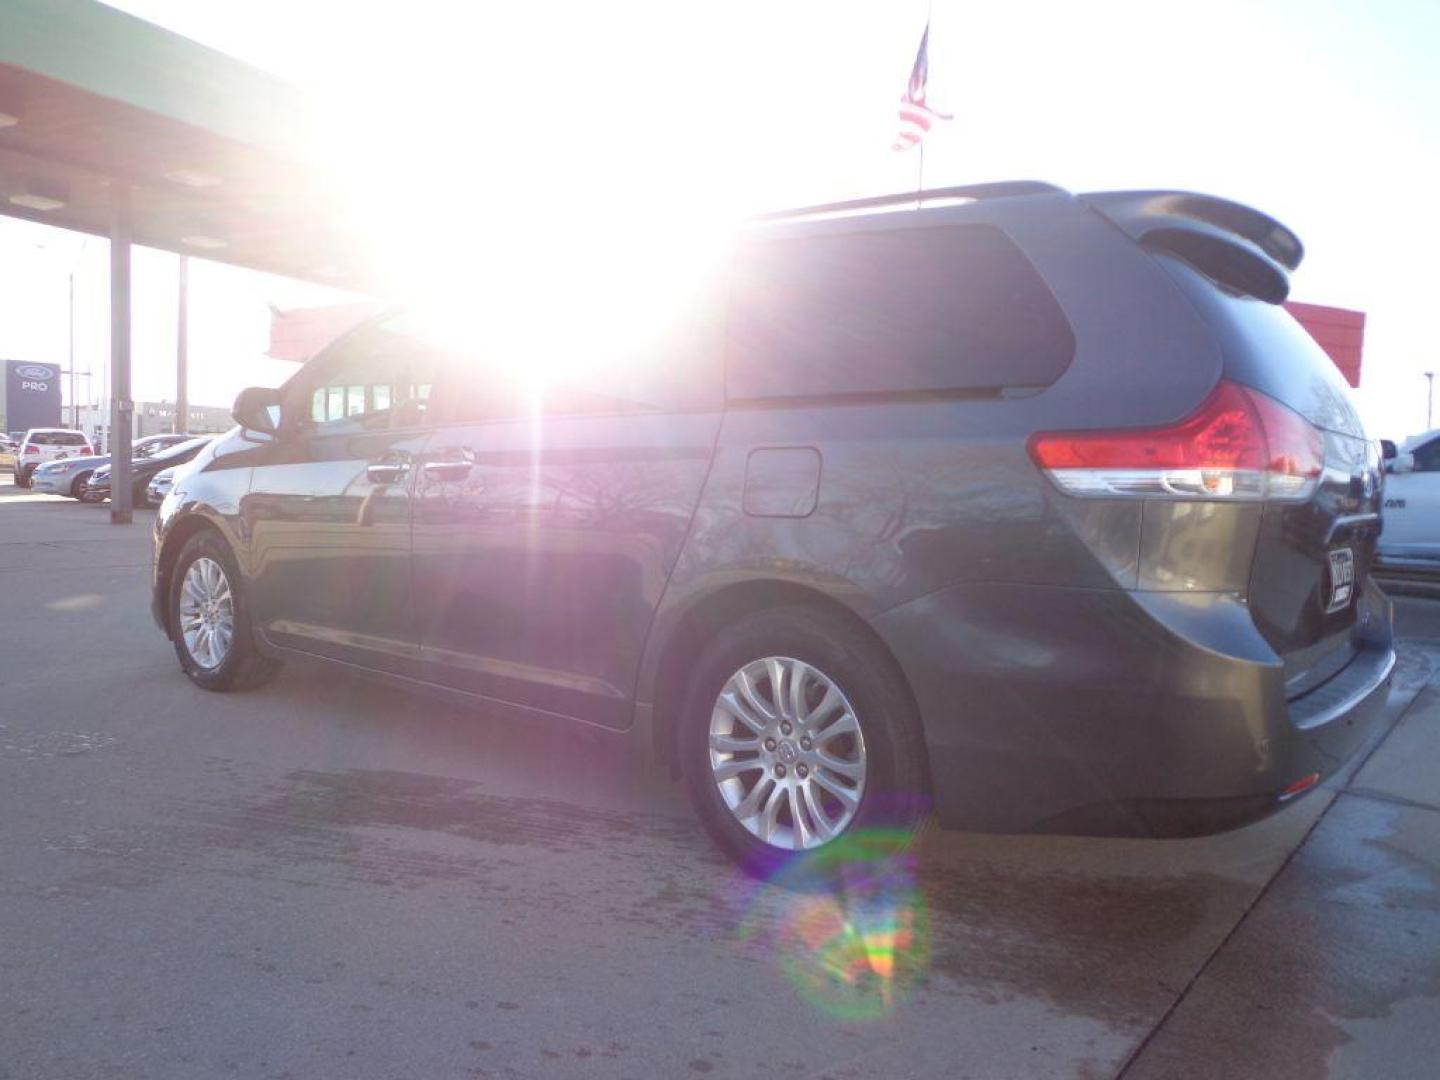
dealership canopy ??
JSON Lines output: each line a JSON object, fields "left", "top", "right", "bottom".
{"left": 0, "top": 0, "right": 373, "bottom": 289}
{"left": 0, "top": 0, "right": 377, "bottom": 520}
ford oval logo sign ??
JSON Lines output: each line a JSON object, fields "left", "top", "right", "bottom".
{"left": 14, "top": 364, "right": 55, "bottom": 379}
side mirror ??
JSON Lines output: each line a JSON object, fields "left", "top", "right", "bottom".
{"left": 1387, "top": 452, "right": 1415, "bottom": 475}
{"left": 1380, "top": 439, "right": 1397, "bottom": 461}
{"left": 232, "top": 386, "right": 282, "bottom": 435}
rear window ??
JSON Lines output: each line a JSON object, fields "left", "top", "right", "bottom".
{"left": 152, "top": 438, "right": 209, "bottom": 462}
{"left": 727, "top": 223, "right": 1074, "bottom": 401}
{"left": 28, "top": 432, "right": 86, "bottom": 446}
{"left": 1159, "top": 256, "right": 1365, "bottom": 438}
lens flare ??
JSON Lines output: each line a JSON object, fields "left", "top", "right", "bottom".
{"left": 736, "top": 829, "right": 929, "bottom": 1021}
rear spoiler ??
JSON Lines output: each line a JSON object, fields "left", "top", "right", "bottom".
{"left": 1081, "top": 191, "right": 1303, "bottom": 304}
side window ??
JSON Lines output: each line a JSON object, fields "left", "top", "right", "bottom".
{"left": 727, "top": 223, "right": 1075, "bottom": 401}
{"left": 1412, "top": 440, "right": 1440, "bottom": 473}
{"left": 421, "top": 279, "right": 725, "bottom": 425}
{"left": 302, "top": 321, "right": 441, "bottom": 433}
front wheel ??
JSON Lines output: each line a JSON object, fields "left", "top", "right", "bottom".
{"left": 169, "top": 531, "right": 280, "bottom": 691}
{"left": 680, "top": 606, "right": 929, "bottom": 875}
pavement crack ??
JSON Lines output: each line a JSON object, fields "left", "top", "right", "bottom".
{"left": 1344, "top": 787, "right": 1440, "bottom": 816}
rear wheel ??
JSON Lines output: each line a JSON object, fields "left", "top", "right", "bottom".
{"left": 169, "top": 531, "right": 280, "bottom": 691}
{"left": 68, "top": 471, "right": 92, "bottom": 499}
{"left": 15, "top": 466, "right": 31, "bottom": 488}
{"left": 680, "top": 606, "right": 928, "bottom": 875}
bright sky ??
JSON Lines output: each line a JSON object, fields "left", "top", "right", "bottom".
{"left": 1, "top": 0, "right": 1436, "bottom": 436}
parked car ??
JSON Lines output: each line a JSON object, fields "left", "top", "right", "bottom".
{"left": 29, "top": 432, "right": 196, "bottom": 500}
{"left": 150, "top": 183, "right": 1393, "bottom": 872}
{"left": 147, "top": 465, "right": 180, "bottom": 506}
{"left": 86, "top": 436, "right": 212, "bottom": 506}
{"left": 0, "top": 433, "right": 16, "bottom": 471}
{"left": 12, "top": 428, "right": 92, "bottom": 486}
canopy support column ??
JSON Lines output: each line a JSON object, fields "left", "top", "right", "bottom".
{"left": 109, "top": 181, "right": 133, "bottom": 525}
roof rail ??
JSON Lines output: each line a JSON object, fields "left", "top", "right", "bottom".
{"left": 751, "top": 181, "right": 1066, "bottom": 223}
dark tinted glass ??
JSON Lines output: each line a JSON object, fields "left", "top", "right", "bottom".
{"left": 301, "top": 318, "right": 441, "bottom": 431}
{"left": 1413, "top": 440, "right": 1440, "bottom": 473}
{"left": 1159, "top": 256, "right": 1366, "bottom": 439}
{"left": 431, "top": 289, "right": 725, "bottom": 425}
{"left": 727, "top": 223, "right": 1074, "bottom": 401}
{"left": 151, "top": 437, "right": 209, "bottom": 462}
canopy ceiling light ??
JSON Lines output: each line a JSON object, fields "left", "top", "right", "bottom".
{"left": 163, "top": 168, "right": 222, "bottom": 188}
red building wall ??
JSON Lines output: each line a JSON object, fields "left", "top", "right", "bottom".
{"left": 267, "top": 302, "right": 382, "bottom": 363}
{"left": 1285, "top": 301, "right": 1365, "bottom": 388}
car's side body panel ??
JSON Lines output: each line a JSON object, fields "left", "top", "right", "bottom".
{"left": 239, "top": 424, "right": 431, "bottom": 677}
{"left": 412, "top": 410, "right": 722, "bottom": 730}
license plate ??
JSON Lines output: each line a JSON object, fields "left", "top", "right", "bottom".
{"left": 1326, "top": 548, "right": 1355, "bottom": 614}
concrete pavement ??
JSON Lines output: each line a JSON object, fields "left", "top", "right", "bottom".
{"left": 1, "top": 479, "right": 1438, "bottom": 1079}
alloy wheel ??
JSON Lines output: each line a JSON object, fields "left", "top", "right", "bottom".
{"left": 708, "top": 656, "right": 867, "bottom": 850}
{"left": 178, "top": 556, "right": 234, "bottom": 670}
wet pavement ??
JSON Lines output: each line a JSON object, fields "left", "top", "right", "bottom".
{"left": 2, "top": 481, "right": 1438, "bottom": 1079}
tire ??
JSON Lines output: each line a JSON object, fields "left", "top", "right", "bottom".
{"left": 679, "top": 605, "right": 929, "bottom": 876}
{"left": 168, "top": 530, "right": 281, "bottom": 692}
{"left": 15, "top": 467, "right": 31, "bottom": 488}
{"left": 68, "top": 472, "right": 92, "bottom": 499}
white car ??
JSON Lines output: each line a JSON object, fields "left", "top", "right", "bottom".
{"left": 12, "top": 428, "right": 92, "bottom": 487}
{"left": 1377, "top": 432, "right": 1440, "bottom": 569}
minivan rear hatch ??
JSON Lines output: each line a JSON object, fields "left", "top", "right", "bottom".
{"left": 1085, "top": 191, "right": 1379, "bottom": 696}
{"left": 1176, "top": 273, "right": 1378, "bottom": 694}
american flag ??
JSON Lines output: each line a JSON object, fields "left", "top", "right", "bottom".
{"left": 893, "top": 23, "right": 950, "bottom": 152}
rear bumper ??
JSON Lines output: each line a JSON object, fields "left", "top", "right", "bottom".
{"left": 872, "top": 577, "right": 1394, "bottom": 837}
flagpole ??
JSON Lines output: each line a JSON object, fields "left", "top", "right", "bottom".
{"left": 921, "top": 0, "right": 931, "bottom": 196}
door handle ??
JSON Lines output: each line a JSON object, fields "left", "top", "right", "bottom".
{"left": 422, "top": 460, "right": 473, "bottom": 482}
{"left": 366, "top": 462, "right": 409, "bottom": 485}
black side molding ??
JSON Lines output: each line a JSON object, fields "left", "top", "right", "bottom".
{"left": 1082, "top": 190, "right": 1303, "bottom": 304}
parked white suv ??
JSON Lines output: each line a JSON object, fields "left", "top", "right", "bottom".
{"left": 13, "top": 428, "right": 92, "bottom": 487}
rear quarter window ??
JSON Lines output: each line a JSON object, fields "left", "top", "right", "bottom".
{"left": 1159, "top": 256, "right": 1365, "bottom": 438}
{"left": 727, "top": 223, "right": 1074, "bottom": 401}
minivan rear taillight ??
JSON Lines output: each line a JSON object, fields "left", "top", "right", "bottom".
{"left": 1028, "top": 379, "right": 1323, "bottom": 502}
{"left": 23, "top": 444, "right": 38, "bottom": 454}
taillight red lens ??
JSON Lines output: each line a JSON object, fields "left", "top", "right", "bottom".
{"left": 1028, "top": 379, "right": 1323, "bottom": 501}
{"left": 23, "top": 445, "right": 38, "bottom": 454}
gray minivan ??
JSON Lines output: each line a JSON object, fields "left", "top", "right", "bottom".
{"left": 150, "top": 182, "right": 1393, "bottom": 872}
